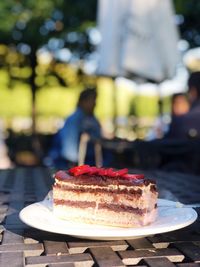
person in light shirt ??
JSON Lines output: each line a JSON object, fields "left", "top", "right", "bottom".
{"left": 0, "top": 120, "right": 12, "bottom": 169}
{"left": 48, "top": 88, "right": 101, "bottom": 167}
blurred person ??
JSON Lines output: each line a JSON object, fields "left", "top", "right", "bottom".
{"left": 47, "top": 88, "right": 102, "bottom": 167}
{"left": 171, "top": 93, "right": 190, "bottom": 117}
{"left": 147, "top": 93, "right": 189, "bottom": 140}
{"left": 165, "top": 71, "right": 200, "bottom": 139}
{"left": 0, "top": 121, "right": 12, "bottom": 169}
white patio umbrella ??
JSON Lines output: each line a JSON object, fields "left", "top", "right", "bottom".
{"left": 96, "top": 0, "right": 180, "bottom": 125}
{"left": 97, "top": 0, "right": 180, "bottom": 82}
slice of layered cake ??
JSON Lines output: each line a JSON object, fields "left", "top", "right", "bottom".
{"left": 52, "top": 165, "right": 158, "bottom": 228}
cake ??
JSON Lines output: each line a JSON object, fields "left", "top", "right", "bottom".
{"left": 52, "top": 165, "right": 158, "bottom": 228}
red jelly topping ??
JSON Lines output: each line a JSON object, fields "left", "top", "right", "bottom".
{"left": 68, "top": 165, "right": 144, "bottom": 180}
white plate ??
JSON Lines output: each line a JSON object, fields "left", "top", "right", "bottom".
{"left": 19, "top": 199, "right": 198, "bottom": 240}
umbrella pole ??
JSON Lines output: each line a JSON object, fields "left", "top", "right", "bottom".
{"left": 158, "top": 83, "right": 163, "bottom": 117}
{"left": 112, "top": 77, "right": 117, "bottom": 135}
{"left": 158, "top": 97, "right": 163, "bottom": 117}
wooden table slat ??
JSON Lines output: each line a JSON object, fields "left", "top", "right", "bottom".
{"left": 148, "top": 227, "right": 200, "bottom": 248}
{"left": 67, "top": 240, "right": 128, "bottom": 254}
{"left": 119, "top": 248, "right": 185, "bottom": 265}
{"left": 174, "top": 242, "right": 200, "bottom": 262}
{"left": 0, "top": 243, "right": 44, "bottom": 256}
{"left": 47, "top": 264, "right": 75, "bottom": 267}
{"left": 89, "top": 247, "right": 125, "bottom": 267}
{"left": 26, "top": 253, "right": 94, "bottom": 267}
{"left": 0, "top": 252, "right": 24, "bottom": 267}
{"left": 128, "top": 238, "right": 154, "bottom": 250}
{"left": 176, "top": 263, "right": 200, "bottom": 267}
{"left": 144, "top": 257, "right": 177, "bottom": 267}
{"left": 44, "top": 240, "right": 69, "bottom": 255}
{"left": 2, "top": 230, "right": 24, "bottom": 244}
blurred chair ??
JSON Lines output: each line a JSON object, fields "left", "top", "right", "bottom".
{"left": 78, "top": 133, "right": 103, "bottom": 167}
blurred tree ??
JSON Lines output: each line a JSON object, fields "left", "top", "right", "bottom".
{"left": 0, "top": 0, "right": 97, "bottom": 133}
{"left": 174, "top": 0, "right": 200, "bottom": 48}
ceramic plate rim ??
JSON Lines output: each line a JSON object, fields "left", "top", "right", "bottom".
{"left": 19, "top": 198, "right": 198, "bottom": 240}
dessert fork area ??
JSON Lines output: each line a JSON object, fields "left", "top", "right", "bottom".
{"left": 0, "top": 167, "right": 200, "bottom": 267}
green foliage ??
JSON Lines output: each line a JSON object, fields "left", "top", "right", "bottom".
{"left": 0, "top": 69, "right": 161, "bottom": 123}
{"left": 0, "top": 0, "right": 97, "bottom": 47}
{"left": 0, "top": 0, "right": 187, "bottom": 135}
{"left": 129, "top": 95, "right": 159, "bottom": 118}
{"left": 173, "top": 0, "right": 200, "bottom": 47}
{"left": 36, "top": 86, "right": 81, "bottom": 117}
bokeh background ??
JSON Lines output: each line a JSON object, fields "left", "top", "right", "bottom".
{"left": 0, "top": 0, "right": 200, "bottom": 166}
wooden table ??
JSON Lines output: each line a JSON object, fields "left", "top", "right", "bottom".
{"left": 0, "top": 167, "right": 200, "bottom": 267}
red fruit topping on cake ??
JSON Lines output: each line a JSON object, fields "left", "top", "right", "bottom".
{"left": 87, "top": 166, "right": 99, "bottom": 175}
{"left": 114, "top": 168, "right": 128, "bottom": 176}
{"left": 69, "top": 165, "right": 90, "bottom": 176}
{"left": 68, "top": 165, "right": 143, "bottom": 180}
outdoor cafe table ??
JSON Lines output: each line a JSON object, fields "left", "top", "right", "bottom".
{"left": 0, "top": 167, "right": 200, "bottom": 267}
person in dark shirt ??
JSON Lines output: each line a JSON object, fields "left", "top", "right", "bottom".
{"left": 147, "top": 92, "right": 189, "bottom": 140}
{"left": 165, "top": 72, "right": 200, "bottom": 139}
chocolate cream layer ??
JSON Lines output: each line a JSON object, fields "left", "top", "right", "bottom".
{"left": 53, "top": 172, "right": 158, "bottom": 210}
{"left": 54, "top": 171, "right": 157, "bottom": 193}
{"left": 54, "top": 199, "right": 157, "bottom": 215}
